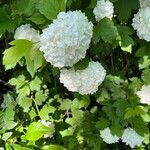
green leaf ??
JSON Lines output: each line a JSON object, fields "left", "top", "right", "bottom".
{"left": 124, "top": 107, "right": 135, "bottom": 119}
{"left": 5, "top": 144, "right": 13, "bottom": 150}
{"left": 11, "top": 0, "right": 36, "bottom": 16}
{"left": 59, "top": 99, "right": 72, "bottom": 110}
{"left": 129, "top": 77, "right": 142, "bottom": 91}
{"left": 136, "top": 46, "right": 150, "bottom": 57}
{"left": 35, "top": 91, "right": 47, "bottom": 105}
{"left": 3, "top": 40, "right": 45, "bottom": 76}
{"left": 142, "top": 67, "right": 150, "bottom": 84}
{"left": 114, "top": 0, "right": 139, "bottom": 23}
{"left": 132, "top": 117, "right": 149, "bottom": 136}
{"left": 3, "top": 107, "right": 15, "bottom": 121}
{"left": 0, "top": 7, "right": 18, "bottom": 34}
{"left": 60, "top": 127, "right": 74, "bottom": 137}
{"left": 26, "top": 122, "right": 55, "bottom": 141}
{"left": 3, "top": 121, "right": 17, "bottom": 130}
{"left": 3, "top": 40, "right": 33, "bottom": 72}
{"left": 2, "top": 132, "right": 12, "bottom": 141}
{"left": 9, "top": 75, "right": 26, "bottom": 90}
{"left": 28, "top": 10, "right": 48, "bottom": 25}
{"left": 139, "top": 56, "right": 150, "bottom": 69}
{"left": 113, "top": 99, "right": 129, "bottom": 117}
{"left": 12, "top": 144, "right": 32, "bottom": 150}
{"left": 74, "top": 57, "right": 90, "bottom": 71}
{"left": 42, "top": 145, "right": 66, "bottom": 150}
{"left": 117, "top": 25, "right": 134, "bottom": 53}
{"left": 111, "top": 124, "right": 123, "bottom": 136}
{"left": 39, "top": 104, "right": 56, "bottom": 120}
{"left": 93, "top": 18, "right": 119, "bottom": 43}
{"left": 29, "top": 76, "right": 42, "bottom": 91}
{"left": 18, "top": 97, "right": 32, "bottom": 112}
{"left": 95, "top": 118, "right": 109, "bottom": 130}
{"left": 17, "top": 85, "right": 30, "bottom": 98}
{"left": 36, "top": 0, "right": 66, "bottom": 20}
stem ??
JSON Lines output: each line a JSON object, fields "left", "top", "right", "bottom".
{"left": 32, "top": 98, "right": 41, "bottom": 119}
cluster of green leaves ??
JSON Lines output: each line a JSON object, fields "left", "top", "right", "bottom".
{"left": 0, "top": 0, "right": 150, "bottom": 150}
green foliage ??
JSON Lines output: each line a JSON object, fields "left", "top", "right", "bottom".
{"left": 3, "top": 40, "right": 45, "bottom": 77}
{"left": 114, "top": 0, "right": 139, "bottom": 23}
{"left": 26, "top": 122, "right": 55, "bottom": 141}
{"left": 0, "top": 0, "right": 149, "bottom": 149}
{"left": 36, "top": 0, "right": 66, "bottom": 20}
{"left": 93, "top": 18, "right": 119, "bottom": 44}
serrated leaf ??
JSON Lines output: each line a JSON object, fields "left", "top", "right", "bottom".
{"left": 3, "top": 40, "right": 32, "bottom": 70}
{"left": 3, "top": 39, "right": 45, "bottom": 77}
{"left": 111, "top": 124, "right": 123, "bottom": 137}
{"left": 9, "top": 75, "right": 26, "bottom": 90}
{"left": 59, "top": 99, "right": 72, "bottom": 110}
{"left": 39, "top": 104, "right": 56, "bottom": 120}
{"left": 117, "top": 25, "right": 134, "bottom": 53}
{"left": 60, "top": 127, "right": 74, "bottom": 137}
{"left": 139, "top": 56, "right": 150, "bottom": 69}
{"left": 35, "top": 91, "right": 47, "bottom": 105}
{"left": 12, "top": 144, "right": 32, "bottom": 150}
{"left": 18, "top": 97, "right": 32, "bottom": 112}
{"left": 3, "top": 121, "right": 17, "bottom": 130}
{"left": 136, "top": 46, "right": 150, "bottom": 57}
{"left": 3, "top": 107, "right": 15, "bottom": 121}
{"left": 132, "top": 117, "right": 149, "bottom": 136}
{"left": 11, "top": 0, "right": 36, "bottom": 16}
{"left": 0, "top": 7, "right": 18, "bottom": 34}
{"left": 95, "top": 118, "right": 109, "bottom": 130}
{"left": 42, "top": 145, "right": 66, "bottom": 150}
{"left": 28, "top": 10, "right": 48, "bottom": 25}
{"left": 142, "top": 67, "right": 150, "bottom": 84}
{"left": 113, "top": 99, "right": 129, "bottom": 117}
{"left": 114, "top": 0, "right": 139, "bottom": 23}
{"left": 17, "top": 85, "right": 30, "bottom": 99}
{"left": 124, "top": 107, "right": 135, "bottom": 119}
{"left": 29, "top": 76, "right": 42, "bottom": 91}
{"left": 2, "top": 132, "right": 12, "bottom": 141}
{"left": 26, "top": 122, "right": 54, "bottom": 141}
{"left": 74, "top": 57, "right": 90, "bottom": 71}
{"left": 93, "top": 18, "right": 119, "bottom": 43}
{"left": 36, "top": 0, "right": 66, "bottom": 20}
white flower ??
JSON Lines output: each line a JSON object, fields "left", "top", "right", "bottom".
{"left": 121, "top": 128, "right": 144, "bottom": 148}
{"left": 136, "top": 85, "right": 150, "bottom": 105}
{"left": 93, "top": 0, "right": 114, "bottom": 22}
{"left": 40, "top": 120, "right": 54, "bottom": 138}
{"left": 40, "top": 11, "right": 93, "bottom": 68}
{"left": 139, "top": 0, "right": 150, "bottom": 8}
{"left": 100, "top": 127, "right": 120, "bottom": 144}
{"left": 60, "top": 61, "right": 106, "bottom": 95}
{"left": 14, "top": 24, "right": 40, "bottom": 44}
{"left": 132, "top": 7, "right": 150, "bottom": 42}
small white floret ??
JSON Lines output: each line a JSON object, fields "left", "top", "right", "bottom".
{"left": 100, "top": 127, "right": 120, "bottom": 144}
{"left": 93, "top": 0, "right": 114, "bottom": 22}
{"left": 136, "top": 85, "right": 150, "bottom": 105}
{"left": 121, "top": 128, "right": 144, "bottom": 148}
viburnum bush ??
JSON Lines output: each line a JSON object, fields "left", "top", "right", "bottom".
{"left": 0, "top": 0, "right": 150, "bottom": 149}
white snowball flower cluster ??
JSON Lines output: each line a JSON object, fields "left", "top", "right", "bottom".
{"left": 14, "top": 24, "right": 40, "bottom": 45}
{"left": 136, "top": 85, "right": 150, "bottom": 105}
{"left": 100, "top": 127, "right": 120, "bottom": 144}
{"left": 132, "top": 7, "right": 150, "bottom": 42}
{"left": 139, "top": 0, "right": 150, "bottom": 8}
{"left": 40, "top": 11, "right": 93, "bottom": 68}
{"left": 121, "top": 128, "right": 144, "bottom": 148}
{"left": 93, "top": 0, "right": 114, "bottom": 22}
{"left": 60, "top": 61, "right": 106, "bottom": 95}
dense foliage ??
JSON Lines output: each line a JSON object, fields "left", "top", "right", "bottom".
{"left": 0, "top": 0, "right": 149, "bottom": 149}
